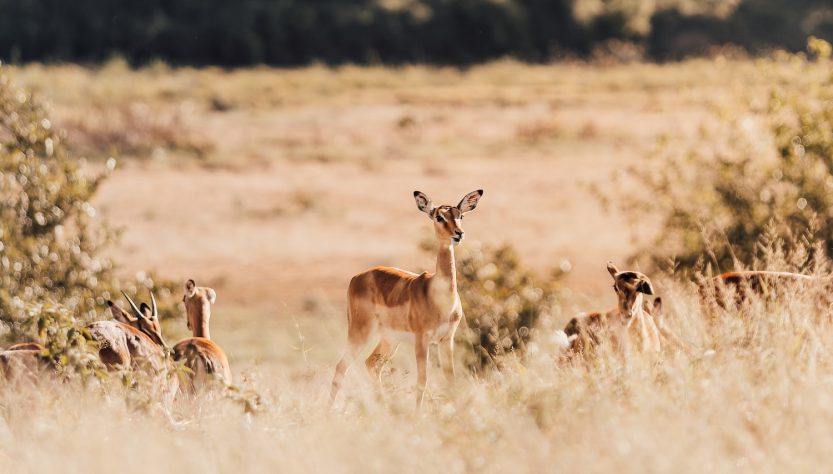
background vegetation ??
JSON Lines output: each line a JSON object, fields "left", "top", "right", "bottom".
{"left": 0, "top": 65, "right": 178, "bottom": 350}
{"left": 2, "top": 0, "right": 833, "bottom": 65}
{"left": 617, "top": 40, "right": 833, "bottom": 275}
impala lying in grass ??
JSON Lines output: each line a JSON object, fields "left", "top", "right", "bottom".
{"left": 330, "top": 189, "right": 484, "bottom": 408}
{"left": 703, "top": 270, "right": 823, "bottom": 309}
{"left": 0, "top": 342, "right": 50, "bottom": 382}
{"left": 564, "top": 262, "right": 663, "bottom": 355}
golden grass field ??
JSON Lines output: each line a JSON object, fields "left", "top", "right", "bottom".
{"left": 4, "top": 57, "right": 833, "bottom": 472}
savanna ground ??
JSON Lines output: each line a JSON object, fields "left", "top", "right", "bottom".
{"left": 4, "top": 57, "right": 833, "bottom": 472}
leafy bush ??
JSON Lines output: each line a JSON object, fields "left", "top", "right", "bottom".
{"left": 0, "top": 66, "right": 180, "bottom": 348}
{"left": 0, "top": 66, "right": 117, "bottom": 342}
{"left": 614, "top": 56, "right": 833, "bottom": 273}
{"left": 450, "top": 243, "right": 563, "bottom": 372}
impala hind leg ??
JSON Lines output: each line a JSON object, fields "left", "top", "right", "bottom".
{"left": 415, "top": 333, "right": 429, "bottom": 409}
{"left": 365, "top": 338, "right": 399, "bottom": 387}
{"left": 330, "top": 340, "right": 378, "bottom": 405}
{"left": 330, "top": 309, "right": 378, "bottom": 405}
{"left": 438, "top": 337, "right": 456, "bottom": 384}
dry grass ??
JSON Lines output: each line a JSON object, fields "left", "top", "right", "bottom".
{"left": 4, "top": 271, "right": 833, "bottom": 473}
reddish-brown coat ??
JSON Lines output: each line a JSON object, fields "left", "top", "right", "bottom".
{"left": 330, "top": 190, "right": 483, "bottom": 408}
{"left": 173, "top": 280, "right": 231, "bottom": 391}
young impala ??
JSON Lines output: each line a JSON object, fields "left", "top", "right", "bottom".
{"left": 330, "top": 189, "right": 484, "bottom": 408}
{"left": 172, "top": 279, "right": 231, "bottom": 393}
{"left": 564, "top": 262, "right": 662, "bottom": 355}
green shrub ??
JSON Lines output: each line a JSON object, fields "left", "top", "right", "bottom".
{"left": 0, "top": 66, "right": 116, "bottom": 342}
{"left": 0, "top": 66, "right": 179, "bottom": 347}
{"left": 613, "top": 57, "right": 833, "bottom": 274}
{"left": 449, "top": 243, "right": 563, "bottom": 372}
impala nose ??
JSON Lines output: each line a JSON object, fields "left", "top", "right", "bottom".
{"left": 453, "top": 231, "right": 464, "bottom": 242}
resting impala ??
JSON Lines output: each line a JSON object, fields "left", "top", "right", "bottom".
{"left": 704, "top": 270, "right": 821, "bottom": 308}
{"left": 564, "top": 262, "right": 663, "bottom": 355}
{"left": 0, "top": 342, "right": 50, "bottom": 382}
{"left": 88, "top": 291, "right": 169, "bottom": 371}
{"left": 330, "top": 189, "right": 484, "bottom": 408}
{"left": 172, "top": 279, "right": 231, "bottom": 393}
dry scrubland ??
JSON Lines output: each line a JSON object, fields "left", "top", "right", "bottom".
{"left": 4, "top": 58, "right": 833, "bottom": 472}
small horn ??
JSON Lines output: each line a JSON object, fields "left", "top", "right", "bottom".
{"left": 121, "top": 291, "right": 145, "bottom": 320}
{"left": 150, "top": 290, "right": 158, "bottom": 318}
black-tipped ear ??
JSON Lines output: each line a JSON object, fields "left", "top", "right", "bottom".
{"left": 139, "top": 302, "right": 152, "bottom": 318}
{"left": 108, "top": 301, "right": 136, "bottom": 324}
{"left": 414, "top": 191, "right": 433, "bottom": 215}
{"left": 457, "top": 189, "right": 483, "bottom": 213}
{"left": 652, "top": 297, "right": 662, "bottom": 314}
{"left": 607, "top": 261, "right": 619, "bottom": 278}
{"left": 564, "top": 318, "right": 579, "bottom": 336}
{"left": 637, "top": 279, "right": 655, "bottom": 295}
{"left": 185, "top": 279, "right": 197, "bottom": 298}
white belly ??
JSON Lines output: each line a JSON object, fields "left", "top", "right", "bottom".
{"left": 381, "top": 327, "right": 416, "bottom": 344}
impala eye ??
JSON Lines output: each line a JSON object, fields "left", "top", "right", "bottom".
{"left": 436, "top": 215, "right": 445, "bottom": 223}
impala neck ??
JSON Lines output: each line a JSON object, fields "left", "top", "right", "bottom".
{"left": 435, "top": 242, "right": 457, "bottom": 293}
{"left": 190, "top": 314, "right": 211, "bottom": 339}
{"left": 193, "top": 323, "right": 210, "bottom": 340}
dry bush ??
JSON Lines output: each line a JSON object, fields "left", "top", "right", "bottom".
{"left": 514, "top": 119, "right": 563, "bottom": 143}
{"left": 61, "top": 102, "right": 210, "bottom": 160}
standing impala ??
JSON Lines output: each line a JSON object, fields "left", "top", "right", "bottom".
{"left": 330, "top": 189, "right": 484, "bottom": 408}
{"left": 172, "top": 279, "right": 231, "bottom": 393}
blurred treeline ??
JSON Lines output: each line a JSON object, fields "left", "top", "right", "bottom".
{"left": 1, "top": 0, "right": 832, "bottom": 66}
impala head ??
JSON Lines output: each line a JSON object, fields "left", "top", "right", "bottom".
{"left": 607, "top": 261, "right": 655, "bottom": 318}
{"left": 183, "top": 279, "right": 217, "bottom": 338}
{"left": 414, "top": 189, "right": 483, "bottom": 245}
{"left": 107, "top": 290, "right": 167, "bottom": 347}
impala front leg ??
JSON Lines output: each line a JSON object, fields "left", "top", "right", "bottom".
{"left": 439, "top": 315, "right": 461, "bottom": 384}
{"left": 439, "top": 337, "right": 455, "bottom": 384}
{"left": 415, "top": 332, "right": 429, "bottom": 409}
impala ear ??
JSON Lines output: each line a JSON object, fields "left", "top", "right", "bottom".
{"left": 457, "top": 189, "right": 484, "bottom": 214}
{"left": 652, "top": 297, "right": 662, "bottom": 314}
{"left": 637, "top": 279, "right": 655, "bottom": 295}
{"left": 139, "top": 302, "right": 153, "bottom": 318}
{"left": 107, "top": 300, "right": 136, "bottom": 324}
{"left": 607, "top": 261, "right": 619, "bottom": 279}
{"left": 206, "top": 288, "right": 217, "bottom": 305}
{"left": 413, "top": 191, "right": 433, "bottom": 215}
{"left": 185, "top": 279, "right": 197, "bottom": 298}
